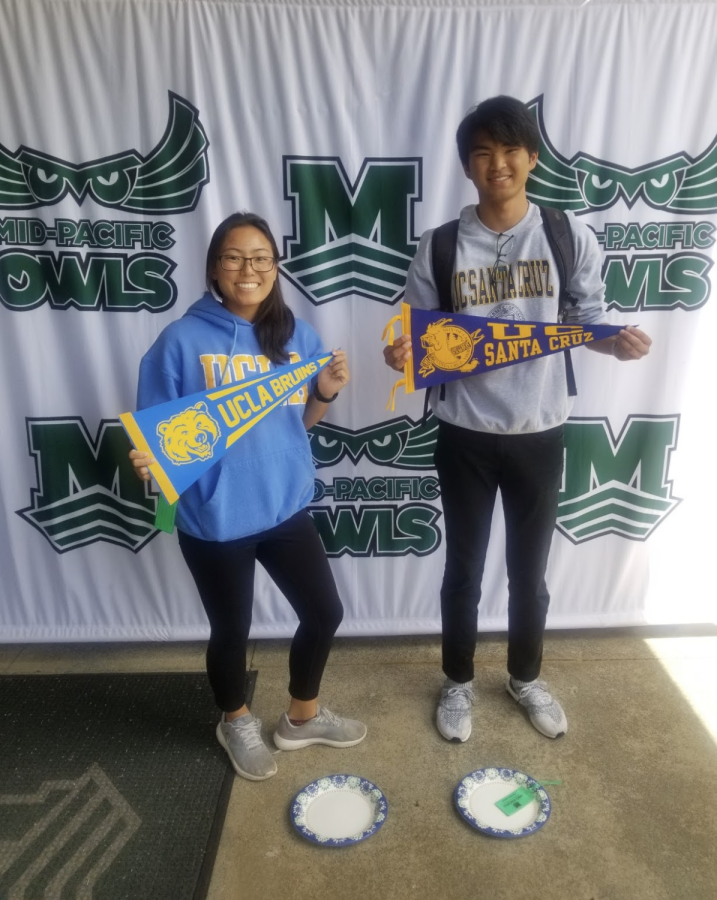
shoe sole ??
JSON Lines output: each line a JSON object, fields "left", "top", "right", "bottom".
{"left": 505, "top": 682, "right": 568, "bottom": 740}
{"left": 216, "top": 723, "right": 278, "bottom": 781}
{"left": 273, "top": 730, "right": 367, "bottom": 752}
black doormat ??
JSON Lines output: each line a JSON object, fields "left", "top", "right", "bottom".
{"left": 0, "top": 670, "right": 256, "bottom": 900}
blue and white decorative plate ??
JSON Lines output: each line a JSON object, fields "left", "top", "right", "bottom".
{"left": 290, "top": 775, "right": 388, "bottom": 847}
{"left": 454, "top": 768, "right": 551, "bottom": 838}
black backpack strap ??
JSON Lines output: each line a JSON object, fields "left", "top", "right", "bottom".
{"left": 539, "top": 206, "right": 578, "bottom": 397}
{"left": 431, "top": 219, "right": 460, "bottom": 313}
{"left": 429, "top": 219, "right": 459, "bottom": 402}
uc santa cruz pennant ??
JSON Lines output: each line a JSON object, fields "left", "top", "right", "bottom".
{"left": 120, "top": 353, "right": 333, "bottom": 506}
{"left": 382, "top": 303, "right": 623, "bottom": 410}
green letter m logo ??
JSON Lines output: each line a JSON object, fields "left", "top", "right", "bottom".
{"left": 558, "top": 416, "right": 681, "bottom": 543}
{"left": 17, "top": 419, "right": 158, "bottom": 553}
{"left": 281, "top": 157, "right": 422, "bottom": 304}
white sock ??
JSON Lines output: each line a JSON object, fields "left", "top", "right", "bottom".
{"left": 445, "top": 677, "right": 473, "bottom": 688}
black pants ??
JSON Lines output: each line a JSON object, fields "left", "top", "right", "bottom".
{"left": 434, "top": 420, "right": 564, "bottom": 684}
{"left": 178, "top": 510, "right": 343, "bottom": 712}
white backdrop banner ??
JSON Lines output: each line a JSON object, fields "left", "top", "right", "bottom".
{"left": 0, "top": 0, "right": 715, "bottom": 640}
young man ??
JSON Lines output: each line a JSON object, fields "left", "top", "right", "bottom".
{"left": 384, "top": 96, "right": 651, "bottom": 743}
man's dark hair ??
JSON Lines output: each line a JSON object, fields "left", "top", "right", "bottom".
{"left": 206, "top": 211, "right": 295, "bottom": 364}
{"left": 456, "top": 96, "right": 540, "bottom": 166}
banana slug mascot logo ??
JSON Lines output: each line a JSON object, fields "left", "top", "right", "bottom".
{"left": 418, "top": 319, "right": 483, "bottom": 378}
{"left": 157, "top": 403, "right": 221, "bottom": 464}
{"left": 0, "top": 92, "right": 209, "bottom": 213}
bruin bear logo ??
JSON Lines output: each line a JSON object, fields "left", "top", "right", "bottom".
{"left": 157, "top": 402, "right": 221, "bottom": 464}
{"left": 419, "top": 319, "right": 484, "bottom": 377}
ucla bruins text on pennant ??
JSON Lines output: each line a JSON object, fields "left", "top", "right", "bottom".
{"left": 120, "top": 353, "right": 333, "bottom": 504}
{"left": 382, "top": 303, "right": 624, "bottom": 410}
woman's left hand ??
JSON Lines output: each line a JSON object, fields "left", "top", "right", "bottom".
{"left": 316, "top": 349, "right": 350, "bottom": 398}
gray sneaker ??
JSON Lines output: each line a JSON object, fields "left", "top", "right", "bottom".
{"left": 216, "top": 713, "right": 278, "bottom": 780}
{"left": 273, "top": 706, "right": 367, "bottom": 751}
{"left": 436, "top": 678, "right": 475, "bottom": 742}
{"left": 507, "top": 677, "right": 568, "bottom": 738}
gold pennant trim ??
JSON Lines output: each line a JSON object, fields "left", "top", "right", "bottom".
{"left": 382, "top": 303, "right": 415, "bottom": 409}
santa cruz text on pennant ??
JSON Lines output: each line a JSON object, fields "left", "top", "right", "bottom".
{"left": 382, "top": 303, "right": 623, "bottom": 410}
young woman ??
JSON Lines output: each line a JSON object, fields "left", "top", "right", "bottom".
{"left": 130, "top": 211, "right": 365, "bottom": 781}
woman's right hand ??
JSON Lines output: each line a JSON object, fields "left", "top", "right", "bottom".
{"left": 129, "top": 449, "right": 155, "bottom": 482}
{"left": 383, "top": 334, "right": 412, "bottom": 372}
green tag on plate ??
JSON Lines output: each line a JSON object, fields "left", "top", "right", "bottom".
{"left": 154, "top": 495, "right": 178, "bottom": 534}
{"left": 495, "top": 787, "right": 536, "bottom": 816}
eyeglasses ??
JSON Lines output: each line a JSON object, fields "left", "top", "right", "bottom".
{"left": 218, "top": 254, "right": 277, "bottom": 273}
{"left": 490, "top": 233, "right": 514, "bottom": 286}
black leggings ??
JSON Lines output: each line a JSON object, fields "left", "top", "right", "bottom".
{"left": 434, "top": 420, "right": 564, "bottom": 684}
{"left": 178, "top": 510, "right": 343, "bottom": 712}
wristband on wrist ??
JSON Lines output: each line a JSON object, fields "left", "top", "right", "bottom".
{"left": 313, "top": 383, "right": 339, "bottom": 403}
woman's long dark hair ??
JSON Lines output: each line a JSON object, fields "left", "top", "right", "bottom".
{"left": 206, "top": 212, "right": 295, "bottom": 364}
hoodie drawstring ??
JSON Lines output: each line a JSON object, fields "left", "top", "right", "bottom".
{"left": 219, "top": 318, "right": 239, "bottom": 386}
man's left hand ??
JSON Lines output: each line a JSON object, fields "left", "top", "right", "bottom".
{"left": 613, "top": 326, "right": 652, "bottom": 361}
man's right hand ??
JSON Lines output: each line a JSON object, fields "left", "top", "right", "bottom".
{"left": 129, "top": 449, "right": 154, "bottom": 482}
{"left": 383, "top": 334, "right": 412, "bottom": 372}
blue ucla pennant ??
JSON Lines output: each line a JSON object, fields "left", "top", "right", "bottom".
{"left": 382, "top": 303, "right": 624, "bottom": 410}
{"left": 120, "top": 352, "right": 333, "bottom": 504}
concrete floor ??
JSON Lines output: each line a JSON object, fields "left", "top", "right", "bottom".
{"left": 2, "top": 629, "right": 716, "bottom": 900}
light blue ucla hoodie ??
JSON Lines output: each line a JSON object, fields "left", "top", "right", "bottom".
{"left": 137, "top": 292, "right": 323, "bottom": 542}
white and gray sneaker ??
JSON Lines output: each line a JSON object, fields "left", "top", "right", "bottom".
{"left": 506, "top": 677, "right": 568, "bottom": 738}
{"left": 436, "top": 678, "right": 475, "bottom": 742}
{"left": 273, "top": 706, "right": 367, "bottom": 751}
{"left": 216, "top": 713, "right": 278, "bottom": 781}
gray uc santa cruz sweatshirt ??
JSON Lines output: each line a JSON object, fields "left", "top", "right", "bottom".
{"left": 405, "top": 202, "right": 607, "bottom": 434}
